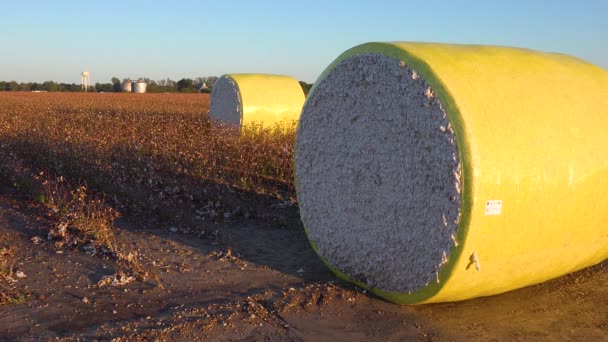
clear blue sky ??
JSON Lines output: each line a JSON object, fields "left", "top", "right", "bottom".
{"left": 1, "top": 0, "right": 606, "bottom": 84}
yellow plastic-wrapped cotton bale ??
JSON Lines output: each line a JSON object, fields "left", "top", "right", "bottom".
{"left": 295, "top": 42, "right": 608, "bottom": 304}
{"left": 209, "top": 74, "right": 305, "bottom": 129}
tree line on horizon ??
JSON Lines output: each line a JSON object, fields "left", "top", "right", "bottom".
{"left": 0, "top": 77, "right": 314, "bottom": 95}
{"left": 0, "top": 76, "right": 219, "bottom": 93}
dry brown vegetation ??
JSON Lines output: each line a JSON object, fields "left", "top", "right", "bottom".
{"left": 0, "top": 92, "right": 296, "bottom": 225}
{"left": 0, "top": 92, "right": 607, "bottom": 340}
{"left": 0, "top": 242, "right": 24, "bottom": 305}
{"left": 0, "top": 92, "right": 297, "bottom": 301}
{"left": 37, "top": 173, "right": 149, "bottom": 281}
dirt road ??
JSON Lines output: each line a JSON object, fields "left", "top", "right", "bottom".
{"left": 0, "top": 185, "right": 606, "bottom": 341}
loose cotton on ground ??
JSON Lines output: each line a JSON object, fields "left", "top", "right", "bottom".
{"left": 295, "top": 42, "right": 608, "bottom": 304}
{"left": 209, "top": 74, "right": 305, "bottom": 129}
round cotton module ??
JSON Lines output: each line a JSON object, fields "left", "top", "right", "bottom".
{"left": 209, "top": 75, "right": 242, "bottom": 126}
{"left": 209, "top": 74, "right": 306, "bottom": 129}
{"left": 297, "top": 53, "right": 461, "bottom": 294}
{"left": 295, "top": 42, "right": 608, "bottom": 304}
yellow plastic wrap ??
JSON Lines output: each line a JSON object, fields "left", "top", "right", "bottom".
{"left": 215, "top": 74, "right": 305, "bottom": 128}
{"left": 298, "top": 42, "right": 608, "bottom": 304}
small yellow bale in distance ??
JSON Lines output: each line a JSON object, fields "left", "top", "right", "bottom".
{"left": 209, "top": 74, "right": 306, "bottom": 129}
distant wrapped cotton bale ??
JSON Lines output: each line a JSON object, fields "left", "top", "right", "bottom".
{"left": 209, "top": 74, "right": 305, "bottom": 129}
{"left": 295, "top": 42, "right": 608, "bottom": 304}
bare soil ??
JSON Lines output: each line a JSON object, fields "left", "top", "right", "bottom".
{"left": 0, "top": 184, "right": 606, "bottom": 341}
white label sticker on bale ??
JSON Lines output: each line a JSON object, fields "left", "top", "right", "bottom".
{"left": 485, "top": 200, "right": 502, "bottom": 216}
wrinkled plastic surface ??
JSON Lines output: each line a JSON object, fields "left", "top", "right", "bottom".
{"left": 227, "top": 74, "right": 305, "bottom": 128}
{"left": 298, "top": 42, "right": 608, "bottom": 304}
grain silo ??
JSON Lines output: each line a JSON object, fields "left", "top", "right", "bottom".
{"left": 132, "top": 79, "right": 147, "bottom": 93}
{"left": 121, "top": 80, "right": 132, "bottom": 92}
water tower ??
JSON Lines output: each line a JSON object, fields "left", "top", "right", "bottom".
{"left": 81, "top": 71, "right": 90, "bottom": 92}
